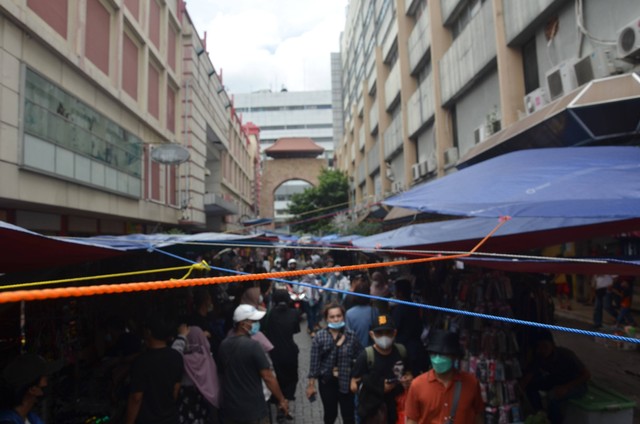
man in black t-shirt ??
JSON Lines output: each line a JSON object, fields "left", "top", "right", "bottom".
{"left": 218, "top": 304, "right": 289, "bottom": 424}
{"left": 125, "top": 316, "right": 183, "bottom": 424}
{"left": 350, "top": 315, "right": 412, "bottom": 424}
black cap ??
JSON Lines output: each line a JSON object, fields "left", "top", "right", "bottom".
{"left": 371, "top": 315, "right": 396, "bottom": 332}
{"left": 425, "top": 330, "right": 464, "bottom": 356}
{"left": 1, "top": 353, "right": 62, "bottom": 393}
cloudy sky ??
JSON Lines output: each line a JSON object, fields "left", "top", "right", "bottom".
{"left": 185, "top": 0, "right": 348, "bottom": 94}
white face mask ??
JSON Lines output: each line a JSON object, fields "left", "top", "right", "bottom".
{"left": 373, "top": 335, "right": 394, "bottom": 350}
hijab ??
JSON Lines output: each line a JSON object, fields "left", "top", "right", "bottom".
{"left": 184, "top": 326, "right": 220, "bottom": 407}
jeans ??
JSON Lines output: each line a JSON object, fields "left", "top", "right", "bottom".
{"left": 593, "top": 288, "right": 618, "bottom": 327}
{"left": 318, "top": 377, "right": 355, "bottom": 424}
{"left": 303, "top": 301, "right": 321, "bottom": 331}
{"left": 593, "top": 288, "right": 606, "bottom": 327}
{"left": 617, "top": 307, "right": 637, "bottom": 326}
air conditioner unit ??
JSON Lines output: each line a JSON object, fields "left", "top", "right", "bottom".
{"left": 391, "top": 181, "right": 403, "bottom": 193}
{"left": 523, "top": 88, "right": 549, "bottom": 115}
{"left": 426, "top": 156, "right": 437, "bottom": 174}
{"left": 545, "top": 59, "right": 578, "bottom": 101}
{"left": 617, "top": 16, "right": 640, "bottom": 62}
{"left": 418, "top": 161, "right": 428, "bottom": 177}
{"left": 573, "top": 54, "right": 596, "bottom": 87}
{"left": 473, "top": 125, "right": 487, "bottom": 144}
{"left": 411, "top": 163, "right": 421, "bottom": 181}
{"left": 444, "top": 147, "right": 459, "bottom": 167}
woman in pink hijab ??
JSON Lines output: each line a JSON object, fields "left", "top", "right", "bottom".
{"left": 172, "top": 325, "right": 221, "bottom": 424}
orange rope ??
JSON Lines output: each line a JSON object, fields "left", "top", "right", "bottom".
{"left": 0, "top": 218, "right": 510, "bottom": 303}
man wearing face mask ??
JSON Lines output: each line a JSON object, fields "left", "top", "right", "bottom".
{"left": 405, "top": 330, "right": 484, "bottom": 424}
{"left": 0, "top": 353, "right": 62, "bottom": 424}
{"left": 218, "top": 304, "right": 288, "bottom": 423}
{"left": 350, "top": 315, "right": 412, "bottom": 424}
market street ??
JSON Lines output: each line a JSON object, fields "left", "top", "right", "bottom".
{"left": 278, "top": 309, "right": 640, "bottom": 424}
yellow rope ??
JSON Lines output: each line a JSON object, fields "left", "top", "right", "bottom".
{"left": 0, "top": 261, "right": 211, "bottom": 290}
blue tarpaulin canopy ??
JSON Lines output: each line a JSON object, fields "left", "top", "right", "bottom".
{"left": 0, "top": 220, "right": 270, "bottom": 273}
{"left": 384, "top": 147, "right": 640, "bottom": 218}
{"left": 353, "top": 216, "right": 640, "bottom": 253}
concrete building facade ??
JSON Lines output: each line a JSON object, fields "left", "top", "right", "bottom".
{"left": 234, "top": 90, "right": 335, "bottom": 163}
{"left": 335, "top": 0, "right": 640, "bottom": 214}
{"left": 0, "top": 0, "right": 258, "bottom": 234}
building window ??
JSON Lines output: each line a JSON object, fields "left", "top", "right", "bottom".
{"left": 148, "top": 63, "right": 160, "bottom": 119}
{"left": 522, "top": 37, "right": 540, "bottom": 94}
{"left": 122, "top": 31, "right": 139, "bottom": 100}
{"left": 27, "top": 0, "right": 68, "bottom": 38}
{"left": 23, "top": 69, "right": 143, "bottom": 196}
{"left": 168, "top": 23, "right": 178, "bottom": 72}
{"left": 452, "top": 0, "right": 485, "bottom": 39}
{"left": 385, "top": 41, "right": 398, "bottom": 67}
{"left": 124, "top": 0, "right": 139, "bottom": 21}
{"left": 149, "top": 0, "right": 161, "bottom": 50}
{"left": 85, "top": 0, "right": 111, "bottom": 75}
{"left": 166, "top": 85, "right": 176, "bottom": 133}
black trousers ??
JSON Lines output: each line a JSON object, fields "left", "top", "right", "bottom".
{"left": 318, "top": 376, "right": 355, "bottom": 424}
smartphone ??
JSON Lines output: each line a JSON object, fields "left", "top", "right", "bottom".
{"left": 309, "top": 393, "right": 317, "bottom": 402}
{"left": 385, "top": 378, "right": 398, "bottom": 384}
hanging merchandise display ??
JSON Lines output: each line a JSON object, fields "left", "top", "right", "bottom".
{"left": 432, "top": 269, "right": 543, "bottom": 424}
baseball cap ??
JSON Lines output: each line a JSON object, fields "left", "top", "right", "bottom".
{"left": 371, "top": 314, "right": 396, "bottom": 332}
{"left": 1, "top": 353, "right": 62, "bottom": 392}
{"left": 233, "top": 304, "right": 266, "bottom": 323}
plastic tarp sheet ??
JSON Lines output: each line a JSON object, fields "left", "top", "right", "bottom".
{"left": 0, "top": 221, "right": 271, "bottom": 273}
{"left": 352, "top": 216, "right": 640, "bottom": 253}
{"left": 384, "top": 147, "right": 640, "bottom": 218}
{"left": 457, "top": 257, "right": 640, "bottom": 276}
{"left": 61, "top": 232, "right": 270, "bottom": 251}
{"left": 0, "top": 221, "right": 125, "bottom": 273}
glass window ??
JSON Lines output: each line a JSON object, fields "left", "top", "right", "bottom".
{"left": 24, "top": 68, "right": 143, "bottom": 179}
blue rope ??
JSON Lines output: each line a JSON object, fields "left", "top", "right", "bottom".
{"left": 150, "top": 248, "right": 640, "bottom": 345}
{"left": 149, "top": 247, "right": 199, "bottom": 264}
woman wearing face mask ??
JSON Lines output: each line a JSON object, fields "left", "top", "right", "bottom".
{"left": 405, "top": 330, "right": 484, "bottom": 424}
{"left": 307, "top": 303, "right": 363, "bottom": 424}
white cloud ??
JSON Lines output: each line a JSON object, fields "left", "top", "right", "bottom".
{"left": 185, "top": 0, "right": 347, "bottom": 94}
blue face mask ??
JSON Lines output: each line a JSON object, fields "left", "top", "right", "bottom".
{"left": 430, "top": 354, "right": 453, "bottom": 374}
{"left": 328, "top": 321, "right": 345, "bottom": 330}
{"left": 249, "top": 321, "right": 261, "bottom": 336}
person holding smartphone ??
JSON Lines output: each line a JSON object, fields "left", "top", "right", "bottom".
{"left": 307, "top": 303, "right": 363, "bottom": 424}
{"left": 350, "top": 315, "right": 412, "bottom": 424}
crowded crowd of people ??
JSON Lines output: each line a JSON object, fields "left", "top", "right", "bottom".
{"left": 0, "top": 250, "right": 601, "bottom": 424}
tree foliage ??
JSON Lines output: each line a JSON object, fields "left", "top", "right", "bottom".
{"left": 287, "top": 168, "right": 349, "bottom": 234}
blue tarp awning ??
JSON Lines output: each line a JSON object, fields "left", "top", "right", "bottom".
{"left": 384, "top": 147, "right": 640, "bottom": 218}
{"left": 0, "top": 221, "right": 125, "bottom": 273}
{"left": 352, "top": 216, "right": 640, "bottom": 253}
{"left": 0, "top": 220, "right": 271, "bottom": 273}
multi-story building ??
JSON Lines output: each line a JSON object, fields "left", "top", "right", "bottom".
{"left": 234, "top": 89, "right": 335, "bottom": 163}
{"left": 335, "top": 0, "right": 640, "bottom": 211}
{"left": 0, "top": 0, "right": 257, "bottom": 234}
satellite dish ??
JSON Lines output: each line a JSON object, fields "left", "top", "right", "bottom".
{"left": 151, "top": 144, "right": 190, "bottom": 165}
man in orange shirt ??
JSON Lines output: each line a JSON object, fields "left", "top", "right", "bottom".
{"left": 405, "top": 330, "right": 484, "bottom": 424}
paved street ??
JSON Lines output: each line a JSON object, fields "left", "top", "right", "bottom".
{"left": 268, "top": 320, "right": 336, "bottom": 424}
{"left": 272, "top": 303, "right": 640, "bottom": 424}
